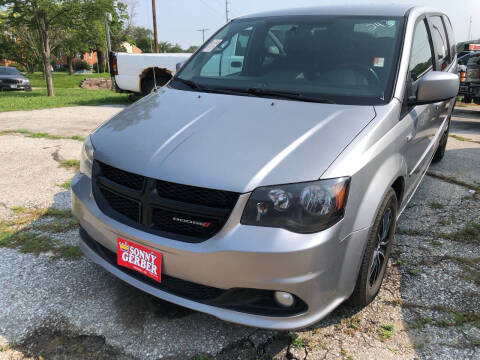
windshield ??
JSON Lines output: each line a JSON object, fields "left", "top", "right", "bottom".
{"left": 172, "top": 15, "right": 405, "bottom": 105}
{"left": 0, "top": 67, "right": 21, "bottom": 76}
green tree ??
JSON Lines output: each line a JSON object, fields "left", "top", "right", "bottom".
{"left": 0, "top": 0, "right": 119, "bottom": 95}
{"left": 186, "top": 45, "right": 199, "bottom": 53}
{"left": 0, "top": 13, "right": 41, "bottom": 73}
{"left": 130, "top": 26, "right": 154, "bottom": 53}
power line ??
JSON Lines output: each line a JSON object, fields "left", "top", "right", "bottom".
{"left": 197, "top": 28, "right": 209, "bottom": 43}
{"left": 198, "top": 0, "right": 223, "bottom": 17}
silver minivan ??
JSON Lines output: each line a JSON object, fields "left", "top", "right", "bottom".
{"left": 72, "top": 5, "right": 459, "bottom": 329}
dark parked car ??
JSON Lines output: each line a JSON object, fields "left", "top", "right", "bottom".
{"left": 458, "top": 53, "right": 480, "bottom": 104}
{"left": 0, "top": 66, "right": 32, "bottom": 91}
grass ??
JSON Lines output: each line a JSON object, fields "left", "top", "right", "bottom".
{"left": 378, "top": 324, "right": 394, "bottom": 341}
{"left": 59, "top": 159, "right": 80, "bottom": 172}
{"left": 427, "top": 172, "right": 480, "bottom": 194}
{"left": 450, "top": 134, "right": 480, "bottom": 145}
{"left": 0, "top": 129, "right": 85, "bottom": 142}
{"left": 57, "top": 180, "right": 71, "bottom": 190}
{"left": 288, "top": 332, "right": 304, "bottom": 349}
{"left": 0, "top": 206, "right": 81, "bottom": 259}
{"left": 441, "top": 222, "right": 480, "bottom": 244}
{"left": 0, "top": 88, "right": 134, "bottom": 112}
{"left": 428, "top": 201, "right": 445, "bottom": 210}
{"left": 26, "top": 71, "right": 110, "bottom": 88}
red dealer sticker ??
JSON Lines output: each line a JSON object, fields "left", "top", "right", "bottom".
{"left": 117, "top": 238, "right": 162, "bottom": 282}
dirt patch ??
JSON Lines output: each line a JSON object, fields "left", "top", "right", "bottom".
{"left": 14, "top": 328, "right": 135, "bottom": 360}
{"left": 80, "top": 78, "right": 112, "bottom": 90}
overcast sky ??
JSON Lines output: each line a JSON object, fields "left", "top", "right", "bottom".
{"left": 131, "top": 0, "right": 479, "bottom": 48}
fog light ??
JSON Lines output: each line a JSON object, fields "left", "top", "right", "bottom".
{"left": 274, "top": 291, "right": 295, "bottom": 307}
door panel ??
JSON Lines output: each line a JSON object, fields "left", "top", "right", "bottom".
{"left": 403, "top": 18, "right": 436, "bottom": 196}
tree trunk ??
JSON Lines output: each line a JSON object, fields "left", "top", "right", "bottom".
{"left": 41, "top": 37, "right": 54, "bottom": 96}
{"left": 97, "top": 49, "right": 105, "bottom": 73}
{"left": 34, "top": 11, "right": 54, "bottom": 96}
{"left": 67, "top": 55, "right": 73, "bottom": 75}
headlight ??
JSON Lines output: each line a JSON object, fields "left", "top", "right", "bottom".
{"left": 22, "top": 79, "right": 30, "bottom": 84}
{"left": 241, "top": 177, "right": 350, "bottom": 233}
{"left": 79, "top": 135, "right": 94, "bottom": 177}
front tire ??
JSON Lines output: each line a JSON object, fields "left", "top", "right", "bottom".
{"left": 432, "top": 118, "right": 450, "bottom": 163}
{"left": 350, "top": 188, "right": 398, "bottom": 307}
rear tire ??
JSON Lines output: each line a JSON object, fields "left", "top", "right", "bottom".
{"left": 141, "top": 78, "right": 156, "bottom": 96}
{"left": 350, "top": 188, "right": 397, "bottom": 307}
{"left": 463, "top": 96, "right": 472, "bottom": 104}
{"left": 474, "top": 98, "right": 480, "bottom": 105}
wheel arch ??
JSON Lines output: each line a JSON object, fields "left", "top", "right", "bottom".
{"left": 139, "top": 67, "right": 173, "bottom": 93}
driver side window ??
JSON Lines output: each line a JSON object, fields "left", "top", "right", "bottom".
{"left": 409, "top": 20, "right": 434, "bottom": 83}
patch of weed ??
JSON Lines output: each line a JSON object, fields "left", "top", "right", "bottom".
{"left": 441, "top": 222, "right": 480, "bottom": 244}
{"left": 378, "top": 324, "right": 394, "bottom": 341}
{"left": 27, "top": 132, "right": 62, "bottom": 140}
{"left": 428, "top": 202, "right": 444, "bottom": 210}
{"left": 57, "top": 180, "right": 71, "bottom": 190}
{"left": 408, "top": 268, "right": 420, "bottom": 275}
{"left": 59, "top": 159, "right": 80, "bottom": 172}
{"left": 33, "top": 219, "right": 79, "bottom": 233}
{"left": 288, "top": 332, "right": 304, "bottom": 349}
{"left": 395, "top": 228, "right": 427, "bottom": 236}
{"left": 409, "top": 316, "right": 432, "bottom": 329}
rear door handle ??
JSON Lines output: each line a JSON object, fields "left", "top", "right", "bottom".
{"left": 406, "top": 133, "right": 414, "bottom": 142}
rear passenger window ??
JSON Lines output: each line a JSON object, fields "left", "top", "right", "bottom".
{"left": 430, "top": 16, "right": 450, "bottom": 70}
{"left": 409, "top": 20, "right": 434, "bottom": 82}
{"left": 443, "top": 16, "right": 456, "bottom": 60}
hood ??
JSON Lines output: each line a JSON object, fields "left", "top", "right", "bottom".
{"left": 93, "top": 88, "right": 375, "bottom": 193}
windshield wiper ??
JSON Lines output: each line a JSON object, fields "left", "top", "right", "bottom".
{"left": 245, "top": 88, "right": 336, "bottom": 104}
{"left": 174, "top": 77, "right": 210, "bottom": 92}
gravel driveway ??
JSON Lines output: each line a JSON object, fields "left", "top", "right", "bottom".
{"left": 0, "top": 105, "right": 478, "bottom": 359}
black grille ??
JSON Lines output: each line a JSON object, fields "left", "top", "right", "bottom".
{"left": 99, "top": 187, "right": 140, "bottom": 222}
{"left": 156, "top": 180, "right": 238, "bottom": 209}
{"left": 92, "top": 161, "right": 239, "bottom": 242}
{"left": 3, "top": 79, "right": 22, "bottom": 84}
{"left": 98, "top": 162, "right": 144, "bottom": 190}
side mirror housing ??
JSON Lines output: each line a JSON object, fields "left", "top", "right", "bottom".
{"left": 409, "top": 71, "right": 459, "bottom": 105}
{"left": 176, "top": 61, "right": 187, "bottom": 72}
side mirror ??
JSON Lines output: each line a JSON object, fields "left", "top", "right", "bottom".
{"left": 410, "top": 71, "right": 459, "bottom": 105}
{"left": 176, "top": 61, "right": 187, "bottom": 72}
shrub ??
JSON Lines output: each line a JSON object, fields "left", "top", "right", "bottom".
{"left": 72, "top": 58, "right": 92, "bottom": 71}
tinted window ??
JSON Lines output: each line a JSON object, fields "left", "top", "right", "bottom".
{"left": 409, "top": 20, "right": 434, "bottom": 82}
{"left": 175, "top": 16, "right": 405, "bottom": 106}
{"left": 443, "top": 16, "right": 456, "bottom": 60}
{"left": 430, "top": 16, "right": 450, "bottom": 69}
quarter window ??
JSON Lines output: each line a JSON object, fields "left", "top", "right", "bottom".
{"left": 430, "top": 16, "right": 450, "bottom": 70}
{"left": 409, "top": 20, "right": 434, "bottom": 82}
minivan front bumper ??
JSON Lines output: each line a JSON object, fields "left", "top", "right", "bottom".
{"left": 71, "top": 172, "right": 369, "bottom": 329}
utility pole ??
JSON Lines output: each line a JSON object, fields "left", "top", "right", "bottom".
{"left": 225, "top": 0, "right": 229, "bottom": 22}
{"left": 197, "top": 28, "right": 209, "bottom": 43}
{"left": 152, "top": 0, "right": 159, "bottom": 53}
{"left": 468, "top": 16, "right": 473, "bottom": 41}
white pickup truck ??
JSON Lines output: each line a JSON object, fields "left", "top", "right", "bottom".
{"left": 109, "top": 52, "right": 191, "bottom": 95}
